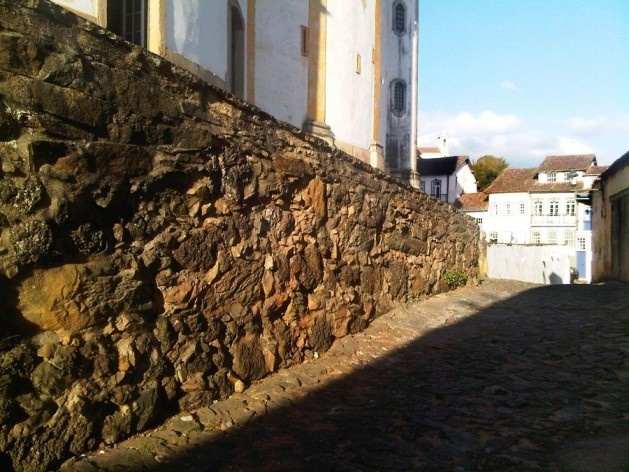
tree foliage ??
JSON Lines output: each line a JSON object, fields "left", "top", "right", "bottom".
{"left": 471, "top": 155, "right": 508, "bottom": 190}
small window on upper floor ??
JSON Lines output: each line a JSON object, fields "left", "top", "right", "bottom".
{"left": 391, "top": 80, "right": 406, "bottom": 116}
{"left": 393, "top": 1, "right": 406, "bottom": 35}
{"left": 548, "top": 171, "right": 557, "bottom": 182}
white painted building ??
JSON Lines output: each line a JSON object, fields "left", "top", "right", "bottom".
{"left": 51, "top": 0, "right": 419, "bottom": 183}
{"left": 483, "top": 155, "right": 608, "bottom": 282}
{"left": 453, "top": 192, "right": 488, "bottom": 231}
{"left": 417, "top": 156, "right": 477, "bottom": 203}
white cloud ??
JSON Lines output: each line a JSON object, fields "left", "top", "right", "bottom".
{"left": 500, "top": 81, "right": 519, "bottom": 91}
{"left": 567, "top": 114, "right": 629, "bottom": 137}
{"left": 418, "top": 110, "right": 597, "bottom": 167}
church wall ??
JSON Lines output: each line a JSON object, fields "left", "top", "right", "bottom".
{"left": 325, "top": 0, "right": 376, "bottom": 157}
{"left": 253, "top": 1, "right": 309, "bottom": 128}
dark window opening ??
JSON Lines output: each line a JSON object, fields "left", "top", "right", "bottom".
{"left": 230, "top": 5, "right": 245, "bottom": 98}
{"left": 392, "top": 80, "right": 406, "bottom": 116}
{"left": 393, "top": 1, "right": 406, "bottom": 35}
{"left": 108, "top": 0, "right": 147, "bottom": 48}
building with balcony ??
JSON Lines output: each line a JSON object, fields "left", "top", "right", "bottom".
{"left": 482, "top": 154, "right": 607, "bottom": 282}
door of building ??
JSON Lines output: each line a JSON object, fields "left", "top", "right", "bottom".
{"left": 576, "top": 250, "right": 586, "bottom": 280}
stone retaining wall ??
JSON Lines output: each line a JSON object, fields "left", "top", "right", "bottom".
{"left": 0, "top": 1, "right": 480, "bottom": 470}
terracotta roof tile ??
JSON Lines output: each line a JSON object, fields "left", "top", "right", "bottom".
{"left": 484, "top": 168, "right": 536, "bottom": 193}
{"left": 536, "top": 154, "right": 596, "bottom": 172}
{"left": 586, "top": 165, "right": 609, "bottom": 175}
{"left": 454, "top": 192, "right": 488, "bottom": 211}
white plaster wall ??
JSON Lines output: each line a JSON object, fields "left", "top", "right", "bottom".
{"left": 456, "top": 165, "right": 478, "bottom": 195}
{"left": 464, "top": 210, "right": 487, "bottom": 233}
{"left": 419, "top": 174, "right": 447, "bottom": 200}
{"left": 325, "top": 1, "right": 375, "bottom": 150}
{"left": 51, "top": 0, "right": 97, "bottom": 18}
{"left": 485, "top": 193, "right": 530, "bottom": 243}
{"left": 165, "top": 0, "right": 248, "bottom": 84}
{"left": 488, "top": 245, "right": 573, "bottom": 285}
{"left": 254, "top": 1, "right": 308, "bottom": 128}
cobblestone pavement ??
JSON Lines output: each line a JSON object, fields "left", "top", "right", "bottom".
{"left": 60, "top": 279, "right": 629, "bottom": 472}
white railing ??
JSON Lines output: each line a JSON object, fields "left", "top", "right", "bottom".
{"left": 531, "top": 215, "right": 577, "bottom": 225}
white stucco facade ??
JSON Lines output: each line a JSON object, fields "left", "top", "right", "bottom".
{"left": 50, "top": 0, "right": 419, "bottom": 181}
{"left": 165, "top": 1, "right": 230, "bottom": 81}
{"left": 325, "top": 1, "right": 375, "bottom": 158}
{"left": 53, "top": 0, "right": 97, "bottom": 18}
{"left": 418, "top": 157, "right": 477, "bottom": 203}
{"left": 483, "top": 156, "right": 606, "bottom": 283}
{"left": 484, "top": 193, "right": 531, "bottom": 244}
{"left": 253, "top": 1, "right": 309, "bottom": 128}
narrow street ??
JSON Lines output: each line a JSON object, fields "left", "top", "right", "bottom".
{"left": 61, "top": 279, "right": 629, "bottom": 471}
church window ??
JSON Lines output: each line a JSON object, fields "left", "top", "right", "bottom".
{"left": 393, "top": 1, "right": 406, "bottom": 35}
{"left": 391, "top": 80, "right": 406, "bottom": 116}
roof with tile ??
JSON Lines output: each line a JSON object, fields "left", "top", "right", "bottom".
{"left": 586, "top": 165, "right": 609, "bottom": 175}
{"left": 484, "top": 168, "right": 536, "bottom": 193}
{"left": 453, "top": 192, "right": 488, "bottom": 211}
{"left": 418, "top": 156, "right": 470, "bottom": 176}
{"left": 536, "top": 154, "right": 596, "bottom": 172}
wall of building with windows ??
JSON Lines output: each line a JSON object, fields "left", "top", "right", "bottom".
{"left": 484, "top": 192, "right": 530, "bottom": 244}
{"left": 50, "top": 0, "right": 419, "bottom": 181}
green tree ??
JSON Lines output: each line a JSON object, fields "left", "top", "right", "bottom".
{"left": 471, "top": 155, "right": 508, "bottom": 190}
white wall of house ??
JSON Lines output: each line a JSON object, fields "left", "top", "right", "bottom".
{"left": 463, "top": 210, "right": 487, "bottom": 233}
{"left": 453, "top": 165, "right": 477, "bottom": 199}
{"left": 254, "top": 1, "right": 309, "bottom": 128}
{"left": 419, "top": 174, "right": 447, "bottom": 200}
{"left": 484, "top": 193, "right": 530, "bottom": 244}
{"left": 488, "top": 245, "right": 573, "bottom": 285}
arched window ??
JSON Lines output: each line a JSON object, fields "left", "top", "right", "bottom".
{"left": 549, "top": 199, "right": 559, "bottom": 216}
{"left": 393, "top": 0, "right": 406, "bottom": 35}
{"left": 391, "top": 80, "right": 406, "bottom": 116}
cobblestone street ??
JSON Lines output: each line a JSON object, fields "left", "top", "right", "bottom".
{"left": 61, "top": 279, "right": 629, "bottom": 471}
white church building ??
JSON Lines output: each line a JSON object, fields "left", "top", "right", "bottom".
{"left": 51, "top": 0, "right": 419, "bottom": 184}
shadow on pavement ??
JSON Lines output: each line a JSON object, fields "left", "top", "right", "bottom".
{"left": 143, "top": 282, "right": 629, "bottom": 471}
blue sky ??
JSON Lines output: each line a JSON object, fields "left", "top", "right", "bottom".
{"left": 418, "top": 0, "right": 629, "bottom": 167}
